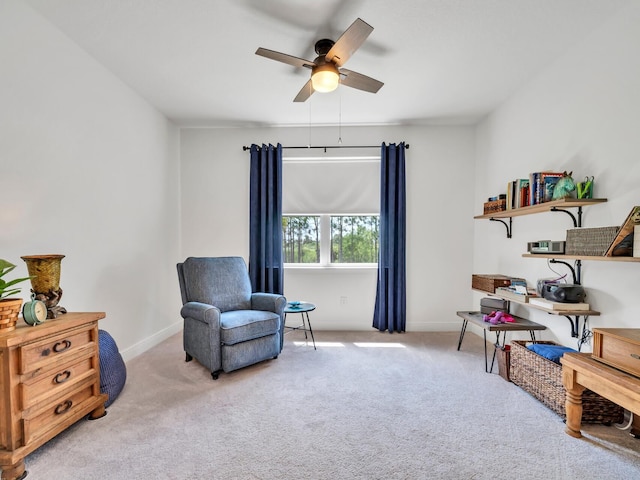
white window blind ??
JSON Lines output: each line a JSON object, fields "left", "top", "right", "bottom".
{"left": 282, "top": 155, "right": 380, "bottom": 214}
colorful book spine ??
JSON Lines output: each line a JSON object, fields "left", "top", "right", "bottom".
{"left": 529, "top": 172, "right": 538, "bottom": 206}
{"left": 518, "top": 178, "right": 530, "bottom": 207}
{"left": 535, "top": 172, "right": 563, "bottom": 203}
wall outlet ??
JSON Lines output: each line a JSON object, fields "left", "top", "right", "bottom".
{"left": 340, "top": 296, "right": 348, "bottom": 305}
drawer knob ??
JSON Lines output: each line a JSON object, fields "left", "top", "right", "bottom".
{"left": 53, "top": 340, "right": 72, "bottom": 353}
{"left": 53, "top": 370, "right": 72, "bottom": 384}
{"left": 54, "top": 400, "right": 73, "bottom": 415}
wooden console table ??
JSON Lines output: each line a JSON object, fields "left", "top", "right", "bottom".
{"left": 0, "top": 312, "right": 108, "bottom": 480}
{"left": 561, "top": 353, "right": 640, "bottom": 438}
{"left": 456, "top": 311, "right": 546, "bottom": 373}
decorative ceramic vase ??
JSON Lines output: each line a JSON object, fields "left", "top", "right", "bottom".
{"left": 0, "top": 298, "right": 23, "bottom": 332}
{"left": 20, "top": 254, "right": 67, "bottom": 318}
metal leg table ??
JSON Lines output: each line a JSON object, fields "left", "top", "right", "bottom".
{"left": 284, "top": 302, "right": 316, "bottom": 350}
{"left": 456, "top": 311, "right": 546, "bottom": 373}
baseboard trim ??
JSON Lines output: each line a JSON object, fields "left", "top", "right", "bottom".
{"left": 120, "top": 320, "right": 182, "bottom": 362}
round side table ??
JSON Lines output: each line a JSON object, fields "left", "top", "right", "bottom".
{"left": 284, "top": 302, "right": 316, "bottom": 350}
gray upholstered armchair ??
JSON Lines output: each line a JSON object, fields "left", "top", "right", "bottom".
{"left": 177, "top": 256, "right": 286, "bottom": 379}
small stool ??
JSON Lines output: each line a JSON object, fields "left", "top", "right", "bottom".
{"left": 284, "top": 302, "right": 316, "bottom": 350}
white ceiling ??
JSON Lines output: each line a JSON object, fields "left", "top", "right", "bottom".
{"left": 24, "top": 0, "right": 630, "bottom": 127}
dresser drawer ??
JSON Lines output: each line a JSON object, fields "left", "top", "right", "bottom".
{"left": 19, "top": 324, "right": 95, "bottom": 375}
{"left": 22, "top": 383, "right": 95, "bottom": 446}
{"left": 593, "top": 328, "right": 640, "bottom": 378}
{"left": 20, "top": 354, "right": 96, "bottom": 410}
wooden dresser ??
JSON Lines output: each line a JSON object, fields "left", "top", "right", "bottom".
{"left": 0, "top": 312, "right": 108, "bottom": 480}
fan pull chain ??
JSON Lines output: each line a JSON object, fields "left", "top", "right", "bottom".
{"left": 308, "top": 84, "right": 312, "bottom": 148}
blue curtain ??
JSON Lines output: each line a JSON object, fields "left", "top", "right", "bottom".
{"left": 373, "top": 142, "right": 406, "bottom": 332}
{"left": 249, "top": 143, "right": 284, "bottom": 294}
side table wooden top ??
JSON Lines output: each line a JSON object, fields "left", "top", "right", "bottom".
{"left": 456, "top": 310, "right": 546, "bottom": 332}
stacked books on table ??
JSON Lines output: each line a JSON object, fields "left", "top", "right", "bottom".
{"left": 494, "top": 285, "right": 537, "bottom": 303}
{"left": 528, "top": 298, "right": 590, "bottom": 311}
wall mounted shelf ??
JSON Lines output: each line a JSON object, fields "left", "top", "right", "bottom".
{"left": 523, "top": 253, "right": 640, "bottom": 263}
{"left": 471, "top": 195, "right": 638, "bottom": 348}
{"left": 475, "top": 198, "right": 608, "bottom": 238}
{"left": 484, "top": 290, "right": 598, "bottom": 345}
{"left": 521, "top": 250, "right": 639, "bottom": 346}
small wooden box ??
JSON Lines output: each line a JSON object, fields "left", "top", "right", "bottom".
{"left": 472, "top": 274, "right": 515, "bottom": 293}
{"left": 592, "top": 328, "right": 640, "bottom": 378}
{"left": 483, "top": 199, "right": 506, "bottom": 215}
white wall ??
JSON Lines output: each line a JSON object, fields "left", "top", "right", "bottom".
{"left": 12, "top": 0, "right": 635, "bottom": 354}
{"left": 180, "top": 124, "right": 476, "bottom": 331}
{"left": 474, "top": 2, "right": 640, "bottom": 349}
{"left": 0, "top": 0, "right": 182, "bottom": 359}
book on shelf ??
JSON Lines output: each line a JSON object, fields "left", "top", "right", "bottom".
{"left": 494, "top": 286, "right": 533, "bottom": 302}
{"left": 516, "top": 178, "right": 530, "bottom": 208}
{"left": 529, "top": 172, "right": 539, "bottom": 206}
{"left": 506, "top": 178, "right": 531, "bottom": 209}
{"left": 528, "top": 171, "right": 564, "bottom": 204}
{"left": 603, "top": 205, "right": 640, "bottom": 256}
{"left": 528, "top": 298, "right": 590, "bottom": 311}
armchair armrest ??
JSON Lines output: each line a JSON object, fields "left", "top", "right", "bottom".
{"left": 251, "top": 293, "right": 286, "bottom": 316}
{"left": 180, "top": 302, "right": 221, "bottom": 328}
{"left": 252, "top": 293, "right": 287, "bottom": 353}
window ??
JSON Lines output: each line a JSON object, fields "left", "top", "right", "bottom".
{"left": 282, "top": 151, "right": 380, "bottom": 267}
{"left": 282, "top": 214, "right": 379, "bottom": 265}
{"left": 282, "top": 215, "right": 320, "bottom": 263}
{"left": 331, "top": 215, "right": 379, "bottom": 263}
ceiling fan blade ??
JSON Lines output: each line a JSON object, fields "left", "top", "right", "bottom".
{"left": 293, "top": 79, "right": 315, "bottom": 102}
{"left": 325, "top": 18, "right": 373, "bottom": 67}
{"left": 339, "top": 69, "right": 383, "bottom": 93}
{"left": 255, "top": 48, "right": 315, "bottom": 69}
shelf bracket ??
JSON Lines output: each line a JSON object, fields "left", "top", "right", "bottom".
{"left": 560, "top": 314, "right": 591, "bottom": 351}
{"left": 550, "top": 206, "right": 583, "bottom": 227}
{"left": 563, "top": 314, "right": 580, "bottom": 339}
{"left": 549, "top": 259, "right": 581, "bottom": 285}
{"left": 490, "top": 217, "right": 512, "bottom": 238}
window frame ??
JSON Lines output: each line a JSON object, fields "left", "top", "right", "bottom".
{"left": 282, "top": 213, "right": 379, "bottom": 269}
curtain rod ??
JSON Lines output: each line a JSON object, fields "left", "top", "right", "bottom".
{"left": 242, "top": 144, "right": 409, "bottom": 152}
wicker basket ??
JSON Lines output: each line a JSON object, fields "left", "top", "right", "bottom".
{"left": 472, "top": 274, "right": 512, "bottom": 293}
{"left": 565, "top": 226, "right": 619, "bottom": 256}
{"left": 510, "top": 340, "right": 623, "bottom": 424}
{"left": 21, "top": 254, "right": 65, "bottom": 293}
{"left": 0, "top": 298, "right": 22, "bottom": 333}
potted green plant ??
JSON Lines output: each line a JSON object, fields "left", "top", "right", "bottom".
{"left": 0, "top": 259, "right": 32, "bottom": 332}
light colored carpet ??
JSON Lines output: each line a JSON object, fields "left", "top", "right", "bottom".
{"left": 24, "top": 330, "right": 640, "bottom": 479}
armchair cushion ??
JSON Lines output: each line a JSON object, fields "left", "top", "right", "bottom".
{"left": 220, "top": 310, "right": 280, "bottom": 345}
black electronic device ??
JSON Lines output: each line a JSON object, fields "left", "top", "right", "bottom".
{"left": 527, "top": 240, "right": 565, "bottom": 254}
{"left": 541, "top": 284, "right": 586, "bottom": 303}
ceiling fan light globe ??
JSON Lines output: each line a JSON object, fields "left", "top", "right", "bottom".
{"left": 311, "top": 67, "right": 339, "bottom": 93}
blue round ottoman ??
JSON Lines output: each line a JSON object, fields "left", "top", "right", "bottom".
{"left": 99, "top": 330, "right": 126, "bottom": 408}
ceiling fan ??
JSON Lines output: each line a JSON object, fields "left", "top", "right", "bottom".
{"left": 255, "top": 18, "right": 384, "bottom": 102}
